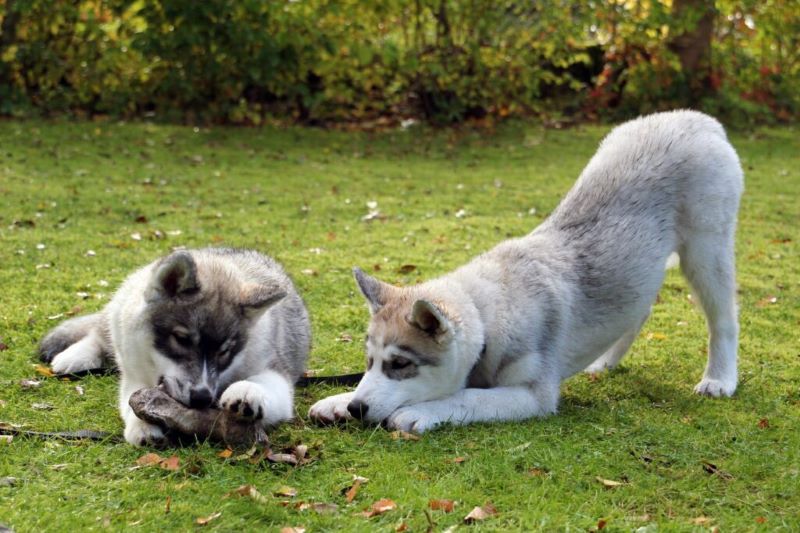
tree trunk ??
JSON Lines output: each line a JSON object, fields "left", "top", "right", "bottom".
{"left": 668, "top": 0, "right": 716, "bottom": 104}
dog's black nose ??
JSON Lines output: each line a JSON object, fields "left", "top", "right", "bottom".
{"left": 189, "top": 387, "right": 213, "bottom": 408}
{"left": 347, "top": 399, "right": 369, "bottom": 420}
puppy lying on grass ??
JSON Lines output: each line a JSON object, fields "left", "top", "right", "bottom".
{"left": 310, "top": 110, "right": 743, "bottom": 433}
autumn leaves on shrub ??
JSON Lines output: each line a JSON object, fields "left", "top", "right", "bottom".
{"left": 0, "top": 1, "right": 796, "bottom": 124}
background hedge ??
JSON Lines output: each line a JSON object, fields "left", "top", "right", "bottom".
{"left": 0, "top": 0, "right": 797, "bottom": 125}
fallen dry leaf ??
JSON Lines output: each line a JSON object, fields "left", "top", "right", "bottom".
{"left": 429, "top": 499, "right": 455, "bottom": 513}
{"left": 397, "top": 264, "right": 417, "bottom": 274}
{"left": 758, "top": 418, "right": 769, "bottom": 429}
{"left": 159, "top": 455, "right": 180, "bottom": 471}
{"left": 19, "top": 379, "right": 42, "bottom": 389}
{"left": 217, "top": 447, "right": 233, "bottom": 459}
{"left": 395, "top": 522, "right": 408, "bottom": 532}
{"left": 0, "top": 341, "right": 8, "bottom": 351}
{"left": 344, "top": 476, "right": 368, "bottom": 503}
{"left": 389, "top": 430, "right": 420, "bottom": 441}
{"left": 464, "top": 503, "right": 497, "bottom": 523}
{"left": 527, "top": 467, "right": 548, "bottom": 477}
{"left": 137, "top": 453, "right": 163, "bottom": 466}
{"left": 280, "top": 528, "right": 306, "bottom": 533}
{"left": 32, "top": 402, "right": 55, "bottom": 411}
{"left": 293, "top": 444, "right": 308, "bottom": 462}
{"left": 596, "top": 518, "right": 607, "bottom": 530}
{"left": 755, "top": 516, "right": 767, "bottom": 524}
{"left": 267, "top": 452, "right": 299, "bottom": 465}
{"left": 309, "top": 502, "right": 339, "bottom": 514}
{"left": 34, "top": 365, "right": 55, "bottom": 378}
{"left": 756, "top": 296, "right": 778, "bottom": 308}
{"left": 596, "top": 477, "right": 625, "bottom": 489}
{"left": 452, "top": 456, "right": 467, "bottom": 464}
{"left": 195, "top": 511, "right": 222, "bottom": 526}
{"left": 691, "top": 516, "right": 713, "bottom": 525}
{"left": 359, "top": 498, "right": 397, "bottom": 518}
{"left": 275, "top": 485, "right": 298, "bottom": 498}
{"left": 701, "top": 461, "right": 733, "bottom": 480}
{"left": 646, "top": 332, "right": 668, "bottom": 341}
{"left": 226, "top": 484, "right": 269, "bottom": 504}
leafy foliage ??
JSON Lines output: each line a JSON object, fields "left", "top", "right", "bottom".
{"left": 0, "top": 0, "right": 797, "bottom": 123}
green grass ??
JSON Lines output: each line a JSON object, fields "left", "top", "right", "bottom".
{"left": 0, "top": 118, "right": 798, "bottom": 532}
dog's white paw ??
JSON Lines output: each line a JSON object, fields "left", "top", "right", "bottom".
{"left": 385, "top": 405, "right": 443, "bottom": 434}
{"left": 124, "top": 417, "right": 167, "bottom": 448}
{"left": 694, "top": 378, "right": 736, "bottom": 397}
{"left": 308, "top": 392, "right": 354, "bottom": 424}
{"left": 220, "top": 380, "right": 278, "bottom": 424}
{"left": 50, "top": 343, "right": 103, "bottom": 375}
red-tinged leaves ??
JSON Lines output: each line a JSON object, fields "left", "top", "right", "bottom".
{"left": 136, "top": 453, "right": 163, "bottom": 466}
{"left": 758, "top": 418, "right": 770, "bottom": 429}
{"left": 359, "top": 498, "right": 397, "bottom": 518}
{"left": 135, "top": 452, "right": 179, "bottom": 471}
{"left": 464, "top": 503, "right": 497, "bottom": 523}
{"left": 195, "top": 511, "right": 222, "bottom": 526}
{"left": 395, "top": 522, "right": 408, "bottom": 532}
{"left": 755, "top": 516, "right": 767, "bottom": 524}
{"left": 428, "top": 499, "right": 455, "bottom": 512}
{"left": 596, "top": 518, "right": 607, "bottom": 530}
{"left": 160, "top": 455, "right": 180, "bottom": 471}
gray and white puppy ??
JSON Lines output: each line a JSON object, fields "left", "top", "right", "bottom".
{"left": 40, "top": 248, "right": 310, "bottom": 446}
{"left": 309, "top": 110, "right": 743, "bottom": 433}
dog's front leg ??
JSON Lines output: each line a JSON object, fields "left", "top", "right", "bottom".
{"left": 386, "top": 383, "right": 559, "bottom": 434}
{"left": 219, "top": 370, "right": 295, "bottom": 427}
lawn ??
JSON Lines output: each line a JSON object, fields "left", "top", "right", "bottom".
{"left": 0, "top": 118, "right": 798, "bottom": 532}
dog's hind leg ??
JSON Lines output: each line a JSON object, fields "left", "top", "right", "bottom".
{"left": 585, "top": 313, "right": 649, "bottom": 373}
{"left": 42, "top": 313, "right": 111, "bottom": 375}
{"left": 679, "top": 231, "right": 738, "bottom": 397}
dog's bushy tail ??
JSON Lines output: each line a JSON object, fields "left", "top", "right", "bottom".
{"left": 665, "top": 252, "right": 680, "bottom": 270}
{"left": 39, "top": 313, "right": 102, "bottom": 363}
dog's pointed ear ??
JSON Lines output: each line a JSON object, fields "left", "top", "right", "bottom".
{"left": 353, "top": 267, "right": 392, "bottom": 314}
{"left": 408, "top": 299, "right": 452, "bottom": 341}
{"left": 240, "top": 282, "right": 287, "bottom": 319}
{"left": 146, "top": 252, "right": 199, "bottom": 302}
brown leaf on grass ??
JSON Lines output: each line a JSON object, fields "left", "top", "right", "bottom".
{"left": 225, "top": 484, "right": 269, "bottom": 504}
{"left": 756, "top": 295, "right": 778, "bottom": 308}
{"left": 337, "top": 333, "right": 353, "bottom": 343}
{"left": 755, "top": 516, "right": 767, "bottom": 524}
{"left": 159, "top": 455, "right": 180, "bottom": 471}
{"left": 165, "top": 495, "right": 171, "bottom": 514}
{"left": 31, "top": 402, "right": 54, "bottom": 410}
{"left": 758, "top": 418, "right": 770, "bottom": 429}
{"left": 267, "top": 452, "right": 299, "bottom": 465}
{"left": 217, "top": 447, "right": 233, "bottom": 459}
{"left": 309, "top": 502, "right": 339, "bottom": 514}
{"left": 397, "top": 264, "right": 417, "bottom": 274}
{"left": 701, "top": 461, "right": 733, "bottom": 480}
{"left": 372, "top": 264, "right": 381, "bottom": 272}
{"left": 195, "top": 511, "right": 222, "bottom": 526}
{"left": 389, "top": 430, "right": 420, "bottom": 441}
{"left": 596, "top": 477, "right": 626, "bottom": 489}
{"left": 34, "top": 365, "right": 55, "bottom": 378}
{"left": 596, "top": 518, "right": 608, "bottom": 530}
{"left": 428, "top": 499, "right": 455, "bottom": 512}
{"left": 452, "top": 456, "right": 467, "bottom": 464}
{"left": 275, "top": 485, "right": 298, "bottom": 498}
{"left": 359, "top": 498, "right": 397, "bottom": 518}
{"left": 344, "top": 476, "right": 368, "bottom": 503}
{"left": 691, "top": 516, "right": 713, "bottom": 525}
{"left": 395, "top": 522, "right": 408, "bottom": 532}
{"left": 280, "top": 528, "right": 306, "bottom": 533}
{"left": 136, "top": 452, "right": 163, "bottom": 466}
{"left": 527, "top": 467, "right": 548, "bottom": 477}
{"left": 464, "top": 503, "right": 497, "bottom": 523}
{"left": 0, "top": 341, "right": 7, "bottom": 351}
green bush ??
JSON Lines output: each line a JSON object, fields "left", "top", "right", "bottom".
{"left": 0, "top": 0, "right": 797, "bottom": 124}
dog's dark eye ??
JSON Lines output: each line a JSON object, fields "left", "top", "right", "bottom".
{"left": 390, "top": 356, "right": 413, "bottom": 370}
{"left": 172, "top": 332, "right": 193, "bottom": 347}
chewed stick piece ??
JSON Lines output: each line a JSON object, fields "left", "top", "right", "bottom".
{"left": 129, "top": 387, "right": 268, "bottom": 446}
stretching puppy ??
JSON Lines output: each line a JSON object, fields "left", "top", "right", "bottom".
{"left": 310, "top": 110, "right": 743, "bottom": 433}
{"left": 40, "top": 248, "right": 310, "bottom": 446}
